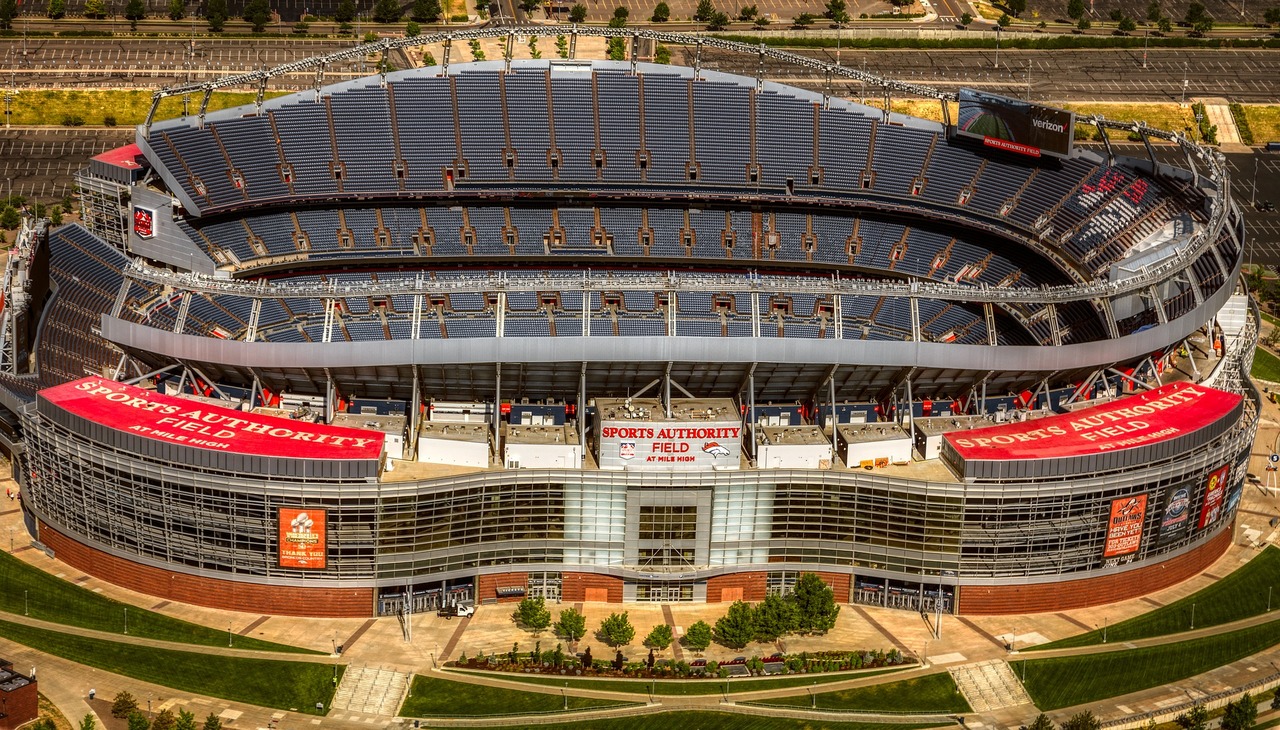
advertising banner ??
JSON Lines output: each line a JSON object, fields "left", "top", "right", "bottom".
{"left": 39, "top": 377, "right": 384, "bottom": 461}
{"left": 956, "top": 88, "right": 1076, "bottom": 159}
{"left": 278, "top": 507, "right": 327, "bottom": 569}
{"left": 1198, "top": 464, "right": 1230, "bottom": 529}
{"left": 1103, "top": 493, "right": 1148, "bottom": 558}
{"left": 597, "top": 420, "right": 741, "bottom": 471}
{"left": 944, "top": 382, "right": 1240, "bottom": 461}
{"left": 133, "top": 207, "right": 156, "bottom": 238}
{"left": 1157, "top": 481, "right": 1192, "bottom": 545}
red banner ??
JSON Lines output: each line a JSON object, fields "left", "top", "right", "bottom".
{"left": 1104, "top": 494, "right": 1148, "bottom": 558}
{"left": 1198, "top": 464, "right": 1230, "bottom": 529}
{"left": 278, "top": 507, "right": 327, "bottom": 569}
{"left": 41, "top": 377, "right": 384, "bottom": 461}
{"left": 945, "top": 382, "right": 1240, "bottom": 461}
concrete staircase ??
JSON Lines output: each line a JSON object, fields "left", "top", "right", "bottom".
{"left": 949, "top": 659, "right": 1034, "bottom": 712}
{"left": 331, "top": 665, "right": 411, "bottom": 717}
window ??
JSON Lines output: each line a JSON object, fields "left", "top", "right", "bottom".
{"left": 766, "top": 571, "right": 799, "bottom": 597}
{"left": 639, "top": 505, "right": 697, "bottom": 542}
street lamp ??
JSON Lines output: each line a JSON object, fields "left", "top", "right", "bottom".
{"left": 994, "top": 26, "right": 1001, "bottom": 69}
{"left": 811, "top": 680, "right": 817, "bottom": 709}
{"left": 1252, "top": 156, "right": 1260, "bottom": 208}
{"left": 228, "top": 621, "right": 233, "bottom": 647}
{"left": 1191, "top": 602, "right": 1196, "bottom": 629}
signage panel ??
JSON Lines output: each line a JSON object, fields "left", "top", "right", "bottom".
{"left": 1198, "top": 464, "right": 1230, "bottom": 529}
{"left": 1157, "top": 481, "right": 1192, "bottom": 545}
{"left": 133, "top": 207, "right": 156, "bottom": 238}
{"left": 278, "top": 507, "right": 327, "bottom": 569}
{"left": 956, "top": 88, "right": 1075, "bottom": 158}
{"left": 40, "top": 377, "right": 384, "bottom": 461}
{"left": 944, "top": 382, "right": 1241, "bottom": 462}
{"left": 597, "top": 420, "right": 741, "bottom": 471}
{"left": 1103, "top": 493, "right": 1148, "bottom": 558}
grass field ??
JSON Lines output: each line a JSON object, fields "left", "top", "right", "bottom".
{"left": 1033, "top": 547, "right": 1280, "bottom": 650}
{"left": 750, "top": 672, "right": 971, "bottom": 713}
{"left": 0, "top": 552, "right": 314, "bottom": 653}
{"left": 7, "top": 90, "right": 291, "bottom": 127}
{"left": 424, "top": 713, "right": 951, "bottom": 730}
{"left": 1060, "top": 103, "right": 1205, "bottom": 141}
{"left": 399, "top": 675, "right": 634, "bottom": 717}
{"left": 1244, "top": 105, "right": 1280, "bottom": 145}
{"left": 0, "top": 618, "right": 339, "bottom": 714}
{"left": 1254, "top": 347, "right": 1280, "bottom": 383}
{"left": 1016, "top": 617, "right": 1280, "bottom": 710}
{"left": 452, "top": 664, "right": 910, "bottom": 696}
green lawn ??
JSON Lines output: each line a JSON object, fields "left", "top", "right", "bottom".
{"left": 1016, "top": 618, "right": 1280, "bottom": 710}
{"left": 399, "top": 675, "right": 634, "bottom": 717}
{"left": 0, "top": 618, "right": 339, "bottom": 714}
{"left": 1243, "top": 105, "right": 1280, "bottom": 145}
{"left": 452, "top": 664, "right": 910, "bottom": 696}
{"left": 1033, "top": 547, "right": 1280, "bottom": 650}
{"left": 424, "top": 714, "right": 951, "bottom": 730}
{"left": 1255, "top": 347, "right": 1280, "bottom": 383}
{"left": 750, "top": 672, "right": 971, "bottom": 714}
{"left": 0, "top": 552, "right": 315, "bottom": 653}
{"left": 7, "top": 89, "right": 291, "bottom": 127}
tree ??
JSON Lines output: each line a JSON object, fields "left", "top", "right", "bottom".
{"left": 598, "top": 611, "right": 635, "bottom": 649}
{"left": 654, "top": 43, "right": 671, "bottom": 63}
{"left": 124, "top": 0, "right": 146, "bottom": 29}
{"left": 997, "top": 12, "right": 1012, "bottom": 26}
{"left": 694, "top": 0, "right": 714, "bottom": 20}
{"left": 713, "top": 600, "right": 756, "bottom": 649}
{"left": 127, "top": 713, "right": 151, "bottom": 730}
{"left": 737, "top": 3, "right": 756, "bottom": 19}
{"left": 241, "top": 0, "right": 269, "bottom": 27}
{"left": 1061, "top": 712, "right": 1102, "bottom": 730}
{"left": 1157, "top": 15, "right": 1171, "bottom": 30}
{"left": 1077, "top": 16, "right": 1091, "bottom": 29}
{"left": 1174, "top": 705, "right": 1208, "bottom": 730}
{"left": 1118, "top": 15, "right": 1135, "bottom": 31}
{"left": 792, "top": 11, "right": 814, "bottom": 24}
{"left": 519, "top": 0, "right": 540, "bottom": 11}
{"left": 80, "top": 715, "right": 97, "bottom": 730}
{"left": 1006, "top": 0, "right": 1026, "bottom": 16}
{"left": 643, "top": 624, "right": 674, "bottom": 650}
{"left": 1266, "top": 6, "right": 1280, "bottom": 24}
{"left": 1184, "top": 1, "right": 1208, "bottom": 23}
{"left": 1222, "top": 693, "right": 1258, "bottom": 730}
{"left": 423, "top": 50, "right": 437, "bottom": 65}
{"left": 202, "top": 714, "right": 223, "bottom": 730}
{"left": 569, "top": 2, "right": 586, "bottom": 20}
{"left": 825, "top": 0, "right": 848, "bottom": 22}
{"left": 1191, "top": 16, "right": 1213, "bottom": 32}
{"left": 651, "top": 1, "right": 669, "bottom": 20}
{"left": 335, "top": 0, "right": 357, "bottom": 22}
{"left": 706, "top": 9, "right": 728, "bottom": 27}
{"left": 753, "top": 593, "right": 798, "bottom": 642}
{"left": 47, "top": 0, "right": 66, "bottom": 19}
{"left": 960, "top": 11, "right": 972, "bottom": 25}
{"left": 411, "top": 0, "right": 440, "bottom": 21}
{"left": 1066, "top": 0, "right": 1084, "bottom": 19}
{"left": 405, "top": 20, "right": 420, "bottom": 34}
{"left": 374, "top": 0, "right": 402, "bottom": 22}
{"left": 1020, "top": 714, "right": 1056, "bottom": 730}
{"left": 0, "top": 0, "right": 16, "bottom": 28}
{"left": 612, "top": 5, "right": 628, "bottom": 20}
{"left": 1145, "top": 0, "right": 1161, "bottom": 22}
{"left": 1108, "top": 7, "right": 1122, "bottom": 20}
{"left": 788, "top": 572, "right": 840, "bottom": 634}
{"left": 152, "top": 710, "right": 177, "bottom": 730}
{"left": 167, "top": 0, "right": 185, "bottom": 19}
{"left": 205, "top": 0, "right": 227, "bottom": 30}
{"left": 681, "top": 619, "right": 712, "bottom": 652}
{"left": 174, "top": 711, "right": 197, "bottom": 730}
{"left": 513, "top": 596, "right": 551, "bottom": 631}
{"left": 111, "top": 692, "right": 139, "bottom": 720}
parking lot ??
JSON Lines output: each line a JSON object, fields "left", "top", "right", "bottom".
{"left": 1225, "top": 152, "right": 1280, "bottom": 265}
{"left": 0, "top": 128, "right": 135, "bottom": 203}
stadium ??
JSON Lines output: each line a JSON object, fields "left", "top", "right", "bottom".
{"left": 1, "top": 27, "right": 1259, "bottom": 619}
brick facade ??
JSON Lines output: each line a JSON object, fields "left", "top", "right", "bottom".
{"left": 957, "top": 525, "right": 1232, "bottom": 615}
{"left": 0, "top": 660, "right": 38, "bottom": 730}
{"left": 38, "top": 522, "right": 374, "bottom": 617}
{"left": 705, "top": 570, "right": 851, "bottom": 603}
{"left": 561, "top": 572, "right": 623, "bottom": 603}
{"left": 478, "top": 572, "right": 529, "bottom": 604}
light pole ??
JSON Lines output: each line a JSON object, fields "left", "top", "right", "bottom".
{"left": 994, "top": 26, "right": 1001, "bottom": 69}
{"left": 124, "top": 607, "right": 128, "bottom": 634}
{"left": 1180, "top": 61, "right": 1189, "bottom": 106}
{"left": 1252, "top": 156, "right": 1260, "bottom": 208}
{"left": 228, "top": 621, "right": 233, "bottom": 647}
{"left": 23, "top": 590, "right": 27, "bottom": 616}
{"left": 1191, "top": 602, "right": 1196, "bottom": 629}
{"left": 562, "top": 682, "right": 568, "bottom": 710}
{"left": 1142, "top": 31, "right": 1149, "bottom": 69}
{"left": 1269, "top": 585, "right": 1273, "bottom": 612}
{"left": 1103, "top": 616, "right": 1107, "bottom": 643}
{"left": 811, "top": 680, "right": 817, "bottom": 709}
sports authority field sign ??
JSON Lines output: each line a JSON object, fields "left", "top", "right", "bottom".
{"left": 40, "top": 377, "right": 384, "bottom": 461}
{"left": 943, "top": 382, "right": 1241, "bottom": 461}
{"left": 597, "top": 421, "right": 742, "bottom": 471}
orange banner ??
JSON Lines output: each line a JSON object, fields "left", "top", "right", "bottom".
{"left": 1103, "top": 494, "right": 1147, "bottom": 558}
{"left": 278, "top": 508, "right": 327, "bottom": 569}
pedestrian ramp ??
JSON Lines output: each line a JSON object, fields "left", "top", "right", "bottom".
{"left": 331, "top": 665, "right": 411, "bottom": 717}
{"left": 948, "top": 659, "right": 1034, "bottom": 712}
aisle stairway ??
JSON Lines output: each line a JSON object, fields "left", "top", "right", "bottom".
{"left": 331, "top": 665, "right": 411, "bottom": 717}
{"left": 949, "top": 659, "right": 1034, "bottom": 712}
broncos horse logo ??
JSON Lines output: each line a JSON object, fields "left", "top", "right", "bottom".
{"left": 702, "top": 442, "right": 731, "bottom": 457}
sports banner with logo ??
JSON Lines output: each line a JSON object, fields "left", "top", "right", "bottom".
{"left": 1103, "top": 493, "right": 1148, "bottom": 558}
{"left": 1157, "top": 481, "right": 1192, "bottom": 545}
{"left": 1198, "top": 464, "right": 1230, "bottom": 529}
{"left": 597, "top": 420, "right": 742, "bottom": 471}
{"left": 278, "top": 507, "right": 327, "bottom": 569}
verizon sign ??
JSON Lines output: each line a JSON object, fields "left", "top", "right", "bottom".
{"left": 597, "top": 421, "right": 742, "bottom": 471}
